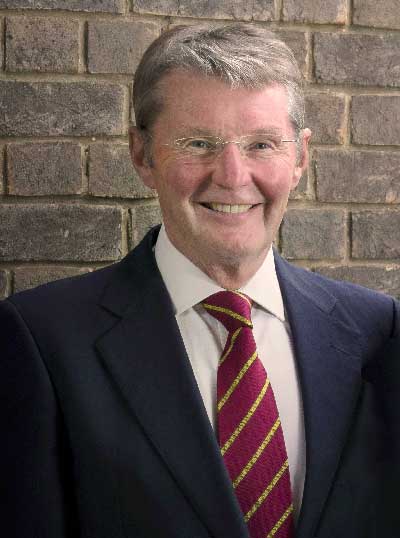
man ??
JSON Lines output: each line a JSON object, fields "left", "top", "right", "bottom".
{"left": 1, "top": 24, "right": 399, "bottom": 538}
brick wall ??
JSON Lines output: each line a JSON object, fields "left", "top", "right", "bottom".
{"left": 0, "top": 0, "right": 399, "bottom": 299}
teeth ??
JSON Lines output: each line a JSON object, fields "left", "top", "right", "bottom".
{"left": 207, "top": 203, "right": 253, "bottom": 213}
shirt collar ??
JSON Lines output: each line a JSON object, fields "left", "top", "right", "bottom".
{"left": 155, "top": 224, "right": 285, "bottom": 321}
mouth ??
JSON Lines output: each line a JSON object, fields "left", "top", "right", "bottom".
{"left": 199, "top": 202, "right": 260, "bottom": 214}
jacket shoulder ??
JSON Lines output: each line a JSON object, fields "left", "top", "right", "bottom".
{"left": 275, "top": 254, "right": 400, "bottom": 342}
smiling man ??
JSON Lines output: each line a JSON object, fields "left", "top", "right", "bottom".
{"left": 131, "top": 71, "right": 310, "bottom": 289}
{"left": 1, "top": 24, "right": 399, "bottom": 538}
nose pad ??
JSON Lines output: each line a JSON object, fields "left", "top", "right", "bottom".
{"left": 212, "top": 143, "right": 249, "bottom": 188}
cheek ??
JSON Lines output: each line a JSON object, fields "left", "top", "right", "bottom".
{"left": 161, "top": 163, "right": 206, "bottom": 200}
{"left": 258, "top": 175, "right": 294, "bottom": 200}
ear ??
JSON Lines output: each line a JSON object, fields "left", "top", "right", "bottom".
{"left": 291, "top": 128, "right": 312, "bottom": 190}
{"left": 129, "top": 126, "right": 157, "bottom": 189}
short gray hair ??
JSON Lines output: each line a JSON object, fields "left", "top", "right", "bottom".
{"left": 133, "top": 23, "right": 305, "bottom": 137}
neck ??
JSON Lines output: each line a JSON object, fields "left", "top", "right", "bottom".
{"left": 162, "top": 227, "right": 271, "bottom": 290}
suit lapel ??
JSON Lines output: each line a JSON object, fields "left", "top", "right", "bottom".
{"left": 95, "top": 229, "right": 248, "bottom": 538}
{"left": 275, "top": 255, "right": 363, "bottom": 538}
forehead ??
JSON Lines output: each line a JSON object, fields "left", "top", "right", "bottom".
{"left": 155, "top": 70, "right": 292, "bottom": 135}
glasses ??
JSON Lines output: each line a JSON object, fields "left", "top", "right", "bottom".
{"left": 163, "top": 133, "right": 298, "bottom": 163}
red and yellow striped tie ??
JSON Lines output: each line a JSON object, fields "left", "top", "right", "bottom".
{"left": 202, "top": 291, "right": 294, "bottom": 538}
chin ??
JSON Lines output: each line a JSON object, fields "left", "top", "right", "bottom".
{"left": 206, "top": 239, "right": 264, "bottom": 266}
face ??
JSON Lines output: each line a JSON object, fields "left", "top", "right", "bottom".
{"left": 131, "top": 71, "right": 311, "bottom": 277}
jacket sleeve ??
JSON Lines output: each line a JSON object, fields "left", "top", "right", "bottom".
{"left": 0, "top": 299, "right": 79, "bottom": 538}
{"left": 374, "top": 331, "right": 400, "bottom": 536}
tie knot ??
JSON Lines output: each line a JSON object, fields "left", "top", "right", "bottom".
{"left": 201, "top": 290, "right": 253, "bottom": 332}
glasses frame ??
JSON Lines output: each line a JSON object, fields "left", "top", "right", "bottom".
{"left": 162, "top": 133, "right": 299, "bottom": 162}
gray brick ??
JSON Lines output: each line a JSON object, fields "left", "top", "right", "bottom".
{"left": 6, "top": 16, "right": 79, "bottom": 73}
{"left": 0, "top": 18, "right": 3, "bottom": 71}
{"left": 314, "top": 149, "right": 400, "bottom": 203}
{"left": 283, "top": 0, "right": 346, "bottom": 23}
{"left": 0, "top": 204, "right": 122, "bottom": 262}
{"left": 281, "top": 209, "right": 346, "bottom": 260}
{"left": 305, "top": 93, "right": 346, "bottom": 144}
{"left": 351, "top": 96, "right": 400, "bottom": 146}
{"left": 353, "top": 0, "right": 400, "bottom": 30}
{"left": 289, "top": 172, "right": 309, "bottom": 201}
{"left": 314, "top": 33, "right": 400, "bottom": 88}
{"left": 0, "top": 81, "right": 126, "bottom": 137}
{"left": 133, "top": 0, "right": 274, "bottom": 20}
{"left": 88, "top": 20, "right": 159, "bottom": 75}
{"left": 8, "top": 143, "right": 82, "bottom": 196}
{"left": 130, "top": 204, "right": 162, "bottom": 247}
{"left": 0, "top": 0, "right": 124, "bottom": 12}
{"left": 133, "top": 0, "right": 178, "bottom": 14}
{"left": 352, "top": 211, "right": 400, "bottom": 259}
{"left": 0, "top": 146, "right": 4, "bottom": 195}
{"left": 0, "top": 270, "right": 8, "bottom": 299}
{"left": 251, "top": 0, "right": 275, "bottom": 20}
{"left": 89, "top": 143, "right": 156, "bottom": 199}
{"left": 13, "top": 266, "right": 90, "bottom": 293}
{"left": 315, "top": 265, "right": 400, "bottom": 299}
{"left": 277, "top": 31, "right": 307, "bottom": 76}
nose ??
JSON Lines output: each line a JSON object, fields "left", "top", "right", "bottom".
{"left": 211, "top": 142, "right": 251, "bottom": 189}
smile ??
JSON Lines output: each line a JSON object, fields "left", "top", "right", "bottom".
{"left": 201, "top": 203, "right": 256, "bottom": 213}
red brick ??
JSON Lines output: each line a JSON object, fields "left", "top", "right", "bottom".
{"left": 314, "top": 149, "right": 400, "bottom": 203}
{"left": 351, "top": 96, "right": 400, "bottom": 146}
{"left": 8, "top": 143, "right": 82, "bottom": 196}
{"left": 88, "top": 20, "right": 160, "bottom": 75}
{"left": 281, "top": 209, "right": 346, "bottom": 260}
{"left": 314, "top": 33, "right": 400, "bottom": 87}
{"left": 6, "top": 16, "right": 79, "bottom": 73}
{"left": 89, "top": 144, "right": 156, "bottom": 199}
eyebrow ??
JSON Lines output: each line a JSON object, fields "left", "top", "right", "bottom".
{"left": 174, "top": 126, "right": 285, "bottom": 137}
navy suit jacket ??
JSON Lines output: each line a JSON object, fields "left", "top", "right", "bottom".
{"left": 1, "top": 226, "right": 400, "bottom": 538}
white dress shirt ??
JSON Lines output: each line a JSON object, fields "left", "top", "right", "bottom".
{"left": 155, "top": 225, "right": 306, "bottom": 521}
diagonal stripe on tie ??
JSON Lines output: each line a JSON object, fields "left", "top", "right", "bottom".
{"left": 217, "top": 350, "right": 258, "bottom": 411}
{"left": 232, "top": 417, "right": 281, "bottom": 488}
{"left": 220, "top": 327, "right": 242, "bottom": 365}
{"left": 202, "top": 303, "right": 252, "bottom": 327}
{"left": 220, "top": 377, "right": 270, "bottom": 455}
{"left": 266, "top": 504, "right": 294, "bottom": 538}
{"left": 202, "top": 291, "right": 294, "bottom": 538}
{"left": 244, "top": 460, "right": 289, "bottom": 522}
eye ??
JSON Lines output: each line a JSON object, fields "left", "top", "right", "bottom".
{"left": 248, "top": 139, "right": 277, "bottom": 151}
{"left": 176, "top": 137, "right": 215, "bottom": 152}
{"left": 187, "top": 138, "right": 214, "bottom": 151}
